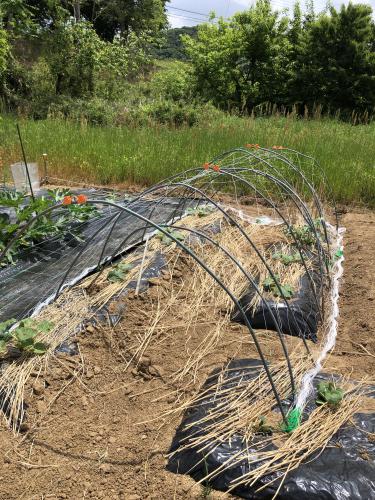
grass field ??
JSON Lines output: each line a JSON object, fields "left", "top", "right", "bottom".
{"left": 1, "top": 114, "right": 374, "bottom": 206}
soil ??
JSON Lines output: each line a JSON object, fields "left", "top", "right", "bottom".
{"left": 0, "top": 207, "right": 374, "bottom": 500}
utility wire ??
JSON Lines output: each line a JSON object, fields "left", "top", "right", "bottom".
{"left": 168, "top": 12, "right": 210, "bottom": 23}
{"left": 168, "top": 6, "right": 210, "bottom": 17}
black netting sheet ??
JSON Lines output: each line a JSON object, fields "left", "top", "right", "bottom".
{"left": 0, "top": 195, "right": 189, "bottom": 322}
{"left": 168, "top": 359, "right": 375, "bottom": 500}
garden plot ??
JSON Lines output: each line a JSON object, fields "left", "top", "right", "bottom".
{"left": 0, "top": 147, "right": 374, "bottom": 499}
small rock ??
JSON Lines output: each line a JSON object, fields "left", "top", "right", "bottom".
{"left": 36, "top": 400, "right": 47, "bottom": 414}
{"left": 86, "top": 369, "right": 94, "bottom": 379}
{"left": 33, "top": 380, "right": 45, "bottom": 396}
{"left": 93, "top": 366, "right": 102, "bottom": 375}
{"left": 140, "top": 434, "right": 147, "bottom": 440}
{"left": 166, "top": 396, "right": 175, "bottom": 404}
{"left": 139, "top": 356, "right": 151, "bottom": 368}
{"left": 148, "top": 365, "right": 165, "bottom": 378}
{"left": 86, "top": 325, "right": 95, "bottom": 333}
{"left": 148, "top": 277, "right": 163, "bottom": 286}
{"left": 82, "top": 396, "right": 89, "bottom": 407}
{"left": 109, "top": 436, "right": 116, "bottom": 444}
{"left": 99, "top": 463, "right": 112, "bottom": 473}
{"left": 131, "top": 368, "right": 138, "bottom": 377}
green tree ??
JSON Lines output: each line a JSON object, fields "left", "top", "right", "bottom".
{"left": 47, "top": 20, "right": 150, "bottom": 98}
{"left": 293, "top": 2, "right": 375, "bottom": 113}
{"left": 0, "top": 27, "right": 9, "bottom": 89}
{"left": 48, "top": 21, "right": 103, "bottom": 96}
{"left": 80, "top": 0, "right": 168, "bottom": 42}
{"left": 0, "top": 0, "right": 36, "bottom": 36}
{"left": 183, "top": 0, "right": 291, "bottom": 111}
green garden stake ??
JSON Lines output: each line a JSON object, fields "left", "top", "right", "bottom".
{"left": 281, "top": 407, "right": 302, "bottom": 433}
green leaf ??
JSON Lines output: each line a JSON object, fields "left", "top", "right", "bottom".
{"left": 156, "top": 228, "right": 185, "bottom": 245}
{"left": 107, "top": 262, "right": 133, "bottom": 283}
{"left": 262, "top": 275, "right": 294, "bottom": 299}
{"left": 316, "top": 381, "right": 344, "bottom": 408}
{"left": 186, "top": 206, "right": 214, "bottom": 217}
{"left": 0, "top": 340, "right": 8, "bottom": 355}
{"left": 30, "top": 342, "right": 48, "bottom": 355}
{"left": 13, "top": 327, "right": 37, "bottom": 343}
{"left": 37, "top": 320, "right": 54, "bottom": 333}
{"left": 0, "top": 318, "right": 16, "bottom": 335}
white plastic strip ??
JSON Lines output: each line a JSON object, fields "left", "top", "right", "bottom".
{"left": 221, "top": 205, "right": 283, "bottom": 226}
{"left": 295, "top": 223, "right": 346, "bottom": 411}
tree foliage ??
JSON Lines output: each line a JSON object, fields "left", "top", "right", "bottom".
{"left": 0, "top": 0, "right": 374, "bottom": 120}
{"left": 79, "top": 0, "right": 168, "bottom": 41}
{"left": 183, "top": 0, "right": 375, "bottom": 115}
{"left": 293, "top": 3, "right": 375, "bottom": 112}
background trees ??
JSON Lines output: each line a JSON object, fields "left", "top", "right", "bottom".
{"left": 183, "top": 0, "right": 375, "bottom": 115}
{"left": 0, "top": 0, "right": 374, "bottom": 123}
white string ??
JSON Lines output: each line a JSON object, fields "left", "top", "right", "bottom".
{"left": 295, "top": 223, "right": 346, "bottom": 411}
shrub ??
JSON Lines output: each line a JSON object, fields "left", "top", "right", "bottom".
{"left": 148, "top": 61, "right": 195, "bottom": 101}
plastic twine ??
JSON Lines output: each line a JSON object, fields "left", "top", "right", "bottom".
{"left": 293, "top": 223, "right": 346, "bottom": 414}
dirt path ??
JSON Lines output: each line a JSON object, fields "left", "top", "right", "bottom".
{"left": 330, "top": 208, "right": 375, "bottom": 378}
{"left": 0, "top": 208, "right": 374, "bottom": 500}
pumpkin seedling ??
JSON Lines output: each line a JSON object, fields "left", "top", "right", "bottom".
{"left": 107, "top": 262, "right": 133, "bottom": 283}
{"left": 284, "top": 224, "right": 316, "bottom": 247}
{"left": 316, "top": 381, "right": 344, "bottom": 408}
{"left": 186, "top": 206, "right": 215, "bottom": 217}
{"left": 272, "top": 252, "right": 302, "bottom": 265}
{"left": 11, "top": 319, "right": 52, "bottom": 355}
{"left": 156, "top": 228, "right": 185, "bottom": 246}
{"left": 263, "top": 275, "right": 294, "bottom": 299}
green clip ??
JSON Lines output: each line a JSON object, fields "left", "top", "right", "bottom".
{"left": 281, "top": 408, "right": 302, "bottom": 433}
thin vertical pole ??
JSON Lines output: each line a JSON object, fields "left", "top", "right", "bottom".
{"left": 16, "top": 124, "right": 35, "bottom": 201}
{"left": 42, "top": 153, "right": 48, "bottom": 183}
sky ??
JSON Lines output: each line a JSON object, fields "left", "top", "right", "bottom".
{"left": 167, "top": 0, "right": 375, "bottom": 27}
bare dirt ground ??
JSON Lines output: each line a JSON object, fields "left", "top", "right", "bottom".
{"left": 0, "top": 207, "right": 374, "bottom": 500}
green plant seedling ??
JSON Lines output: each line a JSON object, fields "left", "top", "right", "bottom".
{"left": 254, "top": 415, "right": 273, "bottom": 435}
{"left": 186, "top": 206, "right": 215, "bottom": 217}
{"left": 11, "top": 319, "right": 52, "bottom": 355}
{"left": 156, "top": 227, "right": 185, "bottom": 245}
{"left": 316, "top": 381, "right": 344, "bottom": 408}
{"left": 263, "top": 275, "right": 294, "bottom": 299}
{"left": 272, "top": 252, "right": 302, "bottom": 265}
{"left": 0, "top": 188, "right": 100, "bottom": 267}
{"left": 284, "top": 224, "right": 317, "bottom": 247}
{"left": 107, "top": 262, "right": 133, "bottom": 283}
{"left": 0, "top": 318, "right": 16, "bottom": 338}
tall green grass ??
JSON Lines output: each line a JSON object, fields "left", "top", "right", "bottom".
{"left": 1, "top": 114, "right": 374, "bottom": 206}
